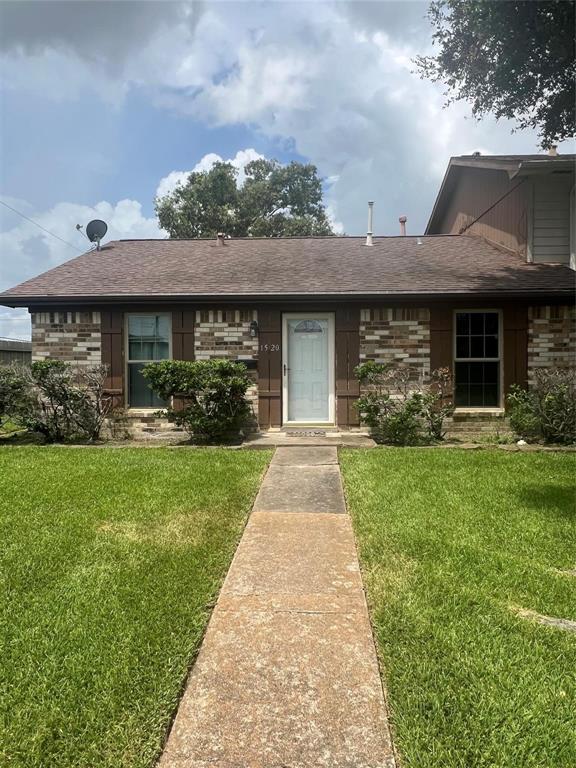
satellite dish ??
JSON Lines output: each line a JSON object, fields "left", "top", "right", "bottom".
{"left": 85, "top": 219, "right": 108, "bottom": 250}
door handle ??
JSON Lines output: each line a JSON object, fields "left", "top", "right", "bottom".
{"left": 283, "top": 364, "right": 287, "bottom": 376}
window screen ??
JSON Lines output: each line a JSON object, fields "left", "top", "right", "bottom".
{"left": 127, "top": 315, "right": 170, "bottom": 407}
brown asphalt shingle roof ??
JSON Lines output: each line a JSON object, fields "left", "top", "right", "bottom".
{"left": 1, "top": 235, "right": 574, "bottom": 305}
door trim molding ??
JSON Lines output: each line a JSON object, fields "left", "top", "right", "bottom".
{"left": 282, "top": 312, "right": 335, "bottom": 425}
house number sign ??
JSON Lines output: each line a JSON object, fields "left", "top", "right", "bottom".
{"left": 260, "top": 343, "right": 280, "bottom": 352}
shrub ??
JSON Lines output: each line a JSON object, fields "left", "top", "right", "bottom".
{"left": 420, "top": 367, "right": 455, "bottom": 441}
{"left": 507, "top": 368, "right": 576, "bottom": 444}
{"left": 0, "top": 364, "right": 33, "bottom": 426}
{"left": 142, "top": 359, "right": 253, "bottom": 442}
{"left": 4, "top": 360, "right": 113, "bottom": 442}
{"left": 354, "top": 361, "right": 454, "bottom": 445}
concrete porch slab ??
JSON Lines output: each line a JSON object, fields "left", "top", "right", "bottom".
{"left": 243, "top": 432, "right": 376, "bottom": 448}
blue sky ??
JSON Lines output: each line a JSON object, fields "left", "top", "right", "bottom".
{"left": 1, "top": 0, "right": 567, "bottom": 339}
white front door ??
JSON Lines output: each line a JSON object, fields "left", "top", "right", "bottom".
{"left": 282, "top": 313, "right": 335, "bottom": 424}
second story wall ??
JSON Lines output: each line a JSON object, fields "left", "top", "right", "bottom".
{"left": 432, "top": 165, "right": 575, "bottom": 267}
{"left": 531, "top": 174, "right": 573, "bottom": 263}
{"left": 434, "top": 167, "right": 531, "bottom": 257}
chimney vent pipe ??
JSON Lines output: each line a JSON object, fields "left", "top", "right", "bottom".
{"left": 366, "top": 201, "right": 374, "bottom": 246}
{"left": 548, "top": 145, "right": 558, "bottom": 156}
{"left": 216, "top": 232, "right": 226, "bottom": 246}
{"left": 399, "top": 215, "right": 407, "bottom": 236}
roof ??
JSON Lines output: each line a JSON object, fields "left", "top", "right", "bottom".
{"left": 1, "top": 235, "right": 574, "bottom": 305}
{"left": 0, "top": 338, "right": 32, "bottom": 352}
{"left": 426, "top": 153, "right": 576, "bottom": 233}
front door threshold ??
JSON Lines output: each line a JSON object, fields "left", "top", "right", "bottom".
{"left": 281, "top": 425, "right": 338, "bottom": 433}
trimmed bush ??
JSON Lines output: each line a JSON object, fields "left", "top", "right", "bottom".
{"left": 507, "top": 368, "right": 576, "bottom": 444}
{"left": 142, "top": 359, "right": 252, "bottom": 442}
{"left": 355, "top": 362, "right": 454, "bottom": 446}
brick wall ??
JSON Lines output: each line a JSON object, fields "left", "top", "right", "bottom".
{"left": 194, "top": 309, "right": 259, "bottom": 421}
{"left": 194, "top": 309, "right": 258, "bottom": 360}
{"left": 359, "top": 308, "right": 431, "bottom": 387}
{"left": 31, "top": 310, "right": 101, "bottom": 365}
{"left": 528, "top": 305, "right": 576, "bottom": 382}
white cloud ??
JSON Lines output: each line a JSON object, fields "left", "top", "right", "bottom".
{"left": 0, "top": 308, "right": 30, "bottom": 341}
{"left": 155, "top": 148, "right": 265, "bottom": 199}
{"left": 0, "top": 197, "right": 164, "bottom": 338}
{"left": 1, "top": 1, "right": 566, "bottom": 240}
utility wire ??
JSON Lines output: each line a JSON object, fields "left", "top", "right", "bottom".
{"left": 0, "top": 199, "right": 87, "bottom": 253}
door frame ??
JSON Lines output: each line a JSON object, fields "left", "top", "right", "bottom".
{"left": 281, "top": 312, "right": 335, "bottom": 425}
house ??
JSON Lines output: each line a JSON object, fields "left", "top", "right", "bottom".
{"left": 0, "top": 338, "right": 32, "bottom": 366}
{"left": 0, "top": 153, "right": 574, "bottom": 433}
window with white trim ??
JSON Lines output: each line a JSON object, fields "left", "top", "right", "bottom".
{"left": 454, "top": 311, "right": 500, "bottom": 407}
{"left": 127, "top": 314, "right": 171, "bottom": 407}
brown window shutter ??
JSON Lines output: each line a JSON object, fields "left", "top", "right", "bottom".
{"left": 257, "top": 308, "right": 281, "bottom": 428}
{"left": 503, "top": 304, "right": 528, "bottom": 400}
{"left": 172, "top": 310, "right": 195, "bottom": 412}
{"left": 101, "top": 310, "right": 124, "bottom": 408}
{"left": 430, "top": 306, "right": 453, "bottom": 374}
{"left": 172, "top": 310, "right": 195, "bottom": 360}
{"left": 335, "top": 307, "right": 360, "bottom": 427}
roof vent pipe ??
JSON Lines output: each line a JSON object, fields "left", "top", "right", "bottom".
{"left": 548, "top": 145, "right": 558, "bottom": 156}
{"left": 366, "top": 201, "right": 374, "bottom": 246}
{"left": 399, "top": 215, "right": 407, "bottom": 236}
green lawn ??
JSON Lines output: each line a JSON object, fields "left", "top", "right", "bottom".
{"left": 0, "top": 446, "right": 271, "bottom": 768}
{"left": 341, "top": 448, "right": 576, "bottom": 768}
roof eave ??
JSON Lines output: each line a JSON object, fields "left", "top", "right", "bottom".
{"left": 511, "top": 159, "right": 576, "bottom": 179}
{"left": 2, "top": 289, "right": 574, "bottom": 309}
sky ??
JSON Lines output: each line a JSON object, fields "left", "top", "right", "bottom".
{"left": 0, "top": 0, "right": 567, "bottom": 339}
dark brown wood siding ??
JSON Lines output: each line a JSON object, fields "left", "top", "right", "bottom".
{"left": 335, "top": 307, "right": 360, "bottom": 427}
{"left": 172, "top": 310, "right": 195, "bottom": 410}
{"left": 100, "top": 309, "right": 124, "bottom": 408}
{"left": 430, "top": 302, "right": 529, "bottom": 408}
{"left": 257, "top": 308, "right": 282, "bottom": 428}
{"left": 502, "top": 304, "right": 528, "bottom": 399}
{"left": 172, "top": 310, "right": 195, "bottom": 360}
{"left": 430, "top": 306, "right": 453, "bottom": 373}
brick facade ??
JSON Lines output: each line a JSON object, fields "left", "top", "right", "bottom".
{"left": 31, "top": 310, "right": 101, "bottom": 365}
{"left": 528, "top": 305, "right": 576, "bottom": 383}
{"left": 194, "top": 309, "right": 259, "bottom": 420}
{"left": 359, "top": 307, "right": 431, "bottom": 386}
{"left": 194, "top": 309, "right": 258, "bottom": 361}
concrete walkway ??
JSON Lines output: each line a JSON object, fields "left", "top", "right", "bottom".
{"left": 159, "top": 447, "right": 395, "bottom": 768}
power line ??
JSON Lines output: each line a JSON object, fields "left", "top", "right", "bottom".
{"left": 0, "top": 199, "right": 87, "bottom": 253}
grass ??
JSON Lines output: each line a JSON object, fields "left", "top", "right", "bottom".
{"left": 340, "top": 448, "right": 576, "bottom": 768}
{"left": 0, "top": 446, "right": 271, "bottom": 768}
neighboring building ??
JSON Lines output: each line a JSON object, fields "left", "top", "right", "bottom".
{"left": 426, "top": 151, "right": 576, "bottom": 268}
{"left": 0, "top": 338, "right": 32, "bottom": 366}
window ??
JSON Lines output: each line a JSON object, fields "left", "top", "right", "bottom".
{"left": 454, "top": 311, "right": 500, "bottom": 407}
{"left": 127, "top": 314, "right": 171, "bottom": 407}
{"left": 293, "top": 319, "right": 324, "bottom": 333}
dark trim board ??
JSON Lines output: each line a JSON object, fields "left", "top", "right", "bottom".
{"left": 5, "top": 290, "right": 575, "bottom": 309}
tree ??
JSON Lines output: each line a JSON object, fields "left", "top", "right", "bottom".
{"left": 416, "top": 0, "right": 576, "bottom": 148}
{"left": 155, "top": 158, "right": 334, "bottom": 238}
